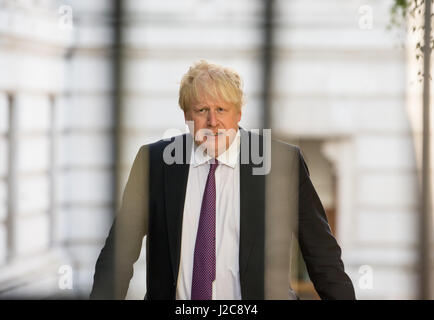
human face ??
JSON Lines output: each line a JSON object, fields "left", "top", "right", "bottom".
{"left": 184, "top": 98, "right": 241, "bottom": 158}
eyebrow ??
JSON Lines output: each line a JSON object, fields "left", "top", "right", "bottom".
{"left": 195, "top": 103, "right": 225, "bottom": 108}
{"left": 194, "top": 105, "right": 209, "bottom": 110}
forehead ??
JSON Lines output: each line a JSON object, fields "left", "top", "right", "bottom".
{"left": 194, "top": 97, "right": 234, "bottom": 109}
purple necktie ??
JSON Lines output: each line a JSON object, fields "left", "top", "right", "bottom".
{"left": 191, "top": 159, "right": 219, "bottom": 300}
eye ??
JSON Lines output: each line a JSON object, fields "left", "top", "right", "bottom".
{"left": 217, "top": 107, "right": 225, "bottom": 112}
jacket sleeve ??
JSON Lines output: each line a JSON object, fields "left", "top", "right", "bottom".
{"left": 296, "top": 148, "right": 356, "bottom": 300}
{"left": 90, "top": 145, "right": 149, "bottom": 299}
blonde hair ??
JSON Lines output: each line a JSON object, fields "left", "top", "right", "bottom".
{"left": 178, "top": 60, "right": 244, "bottom": 112}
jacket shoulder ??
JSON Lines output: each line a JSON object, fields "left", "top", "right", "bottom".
{"left": 138, "top": 133, "right": 188, "bottom": 155}
{"left": 272, "top": 138, "right": 301, "bottom": 156}
{"left": 244, "top": 129, "right": 301, "bottom": 154}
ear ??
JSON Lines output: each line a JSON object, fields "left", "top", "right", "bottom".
{"left": 183, "top": 109, "right": 191, "bottom": 122}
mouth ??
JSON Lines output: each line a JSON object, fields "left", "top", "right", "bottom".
{"left": 205, "top": 132, "right": 223, "bottom": 137}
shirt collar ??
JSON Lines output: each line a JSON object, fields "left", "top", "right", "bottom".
{"left": 191, "top": 129, "right": 240, "bottom": 169}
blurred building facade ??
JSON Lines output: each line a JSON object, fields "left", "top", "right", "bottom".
{"left": 0, "top": 0, "right": 430, "bottom": 299}
{"left": 0, "top": 0, "right": 115, "bottom": 298}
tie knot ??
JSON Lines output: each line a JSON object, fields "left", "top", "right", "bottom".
{"left": 209, "top": 159, "right": 219, "bottom": 172}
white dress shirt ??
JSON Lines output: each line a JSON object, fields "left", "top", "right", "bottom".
{"left": 176, "top": 129, "right": 242, "bottom": 300}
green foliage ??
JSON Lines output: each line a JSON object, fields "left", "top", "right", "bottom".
{"left": 391, "top": 0, "right": 433, "bottom": 81}
{"left": 390, "top": 0, "right": 433, "bottom": 41}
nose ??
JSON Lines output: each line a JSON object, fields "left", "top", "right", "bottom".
{"left": 207, "top": 109, "right": 218, "bottom": 127}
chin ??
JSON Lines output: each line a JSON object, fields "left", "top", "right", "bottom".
{"left": 201, "top": 139, "right": 227, "bottom": 158}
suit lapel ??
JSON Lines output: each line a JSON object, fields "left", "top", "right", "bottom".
{"left": 239, "top": 128, "right": 265, "bottom": 299}
{"left": 164, "top": 134, "right": 192, "bottom": 282}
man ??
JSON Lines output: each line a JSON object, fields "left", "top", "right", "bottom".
{"left": 90, "top": 60, "right": 356, "bottom": 300}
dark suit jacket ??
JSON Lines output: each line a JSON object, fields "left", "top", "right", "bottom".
{"left": 90, "top": 128, "right": 356, "bottom": 300}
